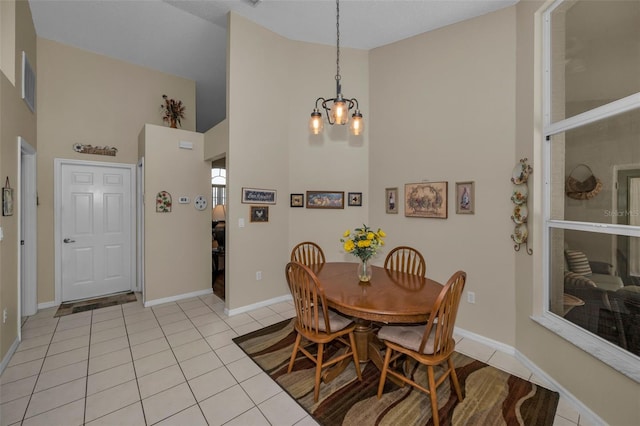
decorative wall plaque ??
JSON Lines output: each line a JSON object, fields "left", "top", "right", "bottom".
{"left": 73, "top": 143, "right": 118, "bottom": 157}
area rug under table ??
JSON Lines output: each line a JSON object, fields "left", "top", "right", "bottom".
{"left": 233, "top": 319, "right": 559, "bottom": 426}
{"left": 54, "top": 291, "right": 137, "bottom": 317}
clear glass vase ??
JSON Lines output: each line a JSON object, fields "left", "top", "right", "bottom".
{"left": 357, "top": 259, "right": 372, "bottom": 282}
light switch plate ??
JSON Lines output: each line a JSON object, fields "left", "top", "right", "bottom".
{"left": 178, "top": 196, "right": 190, "bottom": 204}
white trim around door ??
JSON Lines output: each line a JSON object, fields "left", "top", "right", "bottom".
{"left": 54, "top": 158, "right": 136, "bottom": 304}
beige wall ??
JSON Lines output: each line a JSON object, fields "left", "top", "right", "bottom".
{"left": 225, "top": 5, "right": 639, "bottom": 424}
{"left": 140, "top": 124, "right": 210, "bottom": 303}
{"left": 204, "top": 118, "right": 228, "bottom": 162}
{"left": 225, "top": 13, "right": 370, "bottom": 310}
{"left": 369, "top": 7, "right": 517, "bottom": 344}
{"left": 0, "top": 0, "right": 36, "bottom": 364}
{"left": 514, "top": 2, "right": 640, "bottom": 425}
{"left": 36, "top": 38, "right": 195, "bottom": 304}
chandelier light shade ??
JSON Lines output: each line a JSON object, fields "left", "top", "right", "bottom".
{"left": 309, "top": 0, "right": 364, "bottom": 136}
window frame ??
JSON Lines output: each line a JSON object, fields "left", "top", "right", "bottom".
{"left": 538, "top": 0, "right": 640, "bottom": 382}
{"left": 211, "top": 167, "right": 226, "bottom": 207}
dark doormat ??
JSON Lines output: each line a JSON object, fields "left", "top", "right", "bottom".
{"left": 54, "top": 292, "right": 138, "bottom": 317}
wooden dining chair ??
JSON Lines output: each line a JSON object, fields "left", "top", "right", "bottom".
{"left": 376, "top": 270, "right": 467, "bottom": 426}
{"left": 285, "top": 261, "right": 362, "bottom": 402}
{"left": 384, "top": 246, "right": 426, "bottom": 277}
{"left": 291, "top": 241, "right": 326, "bottom": 266}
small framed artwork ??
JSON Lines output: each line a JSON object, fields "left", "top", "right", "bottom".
{"left": 3, "top": 177, "right": 14, "bottom": 217}
{"left": 348, "top": 192, "right": 362, "bottom": 206}
{"left": 385, "top": 187, "right": 398, "bottom": 214}
{"left": 250, "top": 205, "right": 269, "bottom": 222}
{"left": 290, "top": 193, "right": 304, "bottom": 208}
{"left": 155, "top": 190, "right": 172, "bottom": 213}
{"left": 455, "top": 181, "right": 475, "bottom": 214}
{"left": 306, "top": 191, "right": 345, "bottom": 209}
{"left": 405, "top": 181, "right": 448, "bottom": 219}
{"left": 242, "top": 187, "right": 277, "bottom": 204}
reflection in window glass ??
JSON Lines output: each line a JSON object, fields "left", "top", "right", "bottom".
{"left": 550, "top": 228, "right": 640, "bottom": 357}
{"left": 549, "top": 108, "right": 640, "bottom": 224}
{"left": 550, "top": 0, "right": 640, "bottom": 122}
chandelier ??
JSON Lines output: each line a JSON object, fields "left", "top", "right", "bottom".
{"left": 309, "top": 0, "right": 364, "bottom": 136}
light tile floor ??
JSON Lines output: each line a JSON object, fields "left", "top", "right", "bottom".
{"left": 1, "top": 293, "right": 592, "bottom": 426}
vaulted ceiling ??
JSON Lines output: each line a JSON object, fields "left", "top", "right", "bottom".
{"left": 28, "top": 0, "right": 518, "bottom": 132}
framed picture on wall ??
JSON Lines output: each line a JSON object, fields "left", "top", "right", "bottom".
{"left": 2, "top": 187, "right": 13, "bottom": 216}
{"left": 347, "top": 192, "right": 362, "bottom": 206}
{"left": 404, "top": 181, "right": 448, "bottom": 219}
{"left": 385, "top": 187, "right": 398, "bottom": 214}
{"left": 250, "top": 205, "right": 269, "bottom": 222}
{"left": 242, "top": 187, "right": 277, "bottom": 204}
{"left": 290, "top": 193, "right": 304, "bottom": 207}
{"left": 306, "top": 191, "right": 345, "bottom": 209}
{"left": 455, "top": 181, "right": 475, "bottom": 214}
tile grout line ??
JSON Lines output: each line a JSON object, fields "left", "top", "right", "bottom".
{"left": 18, "top": 315, "right": 60, "bottom": 424}
{"left": 121, "top": 300, "right": 149, "bottom": 426}
{"left": 148, "top": 301, "right": 208, "bottom": 425}
{"left": 83, "top": 308, "right": 94, "bottom": 425}
{"left": 172, "top": 296, "right": 249, "bottom": 424}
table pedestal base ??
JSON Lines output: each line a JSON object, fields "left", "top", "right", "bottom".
{"left": 322, "top": 318, "right": 403, "bottom": 386}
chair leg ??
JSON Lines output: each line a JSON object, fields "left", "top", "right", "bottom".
{"left": 427, "top": 365, "right": 439, "bottom": 426}
{"left": 287, "top": 333, "right": 302, "bottom": 373}
{"left": 448, "top": 358, "right": 463, "bottom": 401}
{"left": 314, "top": 343, "right": 324, "bottom": 402}
{"left": 348, "top": 332, "right": 362, "bottom": 381}
{"left": 377, "top": 347, "right": 393, "bottom": 399}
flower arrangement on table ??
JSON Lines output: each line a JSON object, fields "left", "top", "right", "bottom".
{"left": 340, "top": 225, "right": 386, "bottom": 281}
{"left": 160, "top": 94, "right": 185, "bottom": 128}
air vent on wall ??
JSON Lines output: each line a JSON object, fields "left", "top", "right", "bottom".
{"left": 22, "top": 51, "right": 35, "bottom": 113}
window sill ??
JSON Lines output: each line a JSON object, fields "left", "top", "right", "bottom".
{"left": 532, "top": 313, "right": 640, "bottom": 383}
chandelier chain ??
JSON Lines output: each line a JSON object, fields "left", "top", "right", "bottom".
{"left": 335, "top": 0, "right": 340, "bottom": 83}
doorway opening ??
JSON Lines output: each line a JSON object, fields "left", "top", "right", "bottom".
{"left": 20, "top": 138, "right": 37, "bottom": 322}
{"left": 616, "top": 168, "right": 640, "bottom": 286}
{"left": 211, "top": 159, "right": 226, "bottom": 300}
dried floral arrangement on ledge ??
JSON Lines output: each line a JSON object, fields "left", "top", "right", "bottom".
{"left": 161, "top": 94, "right": 185, "bottom": 128}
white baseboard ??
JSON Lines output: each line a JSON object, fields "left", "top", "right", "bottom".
{"left": 513, "top": 348, "right": 604, "bottom": 426}
{"left": 0, "top": 337, "right": 20, "bottom": 375}
{"left": 144, "top": 288, "right": 213, "bottom": 308}
{"left": 225, "top": 294, "right": 293, "bottom": 317}
{"left": 455, "top": 326, "right": 604, "bottom": 426}
{"left": 38, "top": 301, "right": 57, "bottom": 310}
{"left": 454, "top": 326, "right": 516, "bottom": 356}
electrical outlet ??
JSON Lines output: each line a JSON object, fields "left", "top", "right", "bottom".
{"left": 256, "top": 271, "right": 262, "bottom": 280}
{"left": 2, "top": 308, "right": 7, "bottom": 324}
{"left": 467, "top": 291, "right": 475, "bottom": 304}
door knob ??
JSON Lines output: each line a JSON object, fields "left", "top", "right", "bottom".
{"left": 63, "top": 238, "right": 76, "bottom": 243}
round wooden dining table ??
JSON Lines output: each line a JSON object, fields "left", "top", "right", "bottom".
{"left": 307, "top": 262, "right": 444, "bottom": 376}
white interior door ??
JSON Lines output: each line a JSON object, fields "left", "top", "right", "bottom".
{"left": 59, "top": 161, "right": 134, "bottom": 301}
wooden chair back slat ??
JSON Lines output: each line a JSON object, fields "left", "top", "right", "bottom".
{"left": 384, "top": 246, "right": 426, "bottom": 277}
{"left": 291, "top": 242, "right": 326, "bottom": 267}
{"left": 420, "top": 271, "right": 466, "bottom": 355}
{"left": 285, "top": 261, "right": 331, "bottom": 333}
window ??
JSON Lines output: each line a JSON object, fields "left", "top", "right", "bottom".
{"left": 211, "top": 167, "right": 226, "bottom": 207}
{"left": 542, "top": 0, "right": 640, "bottom": 380}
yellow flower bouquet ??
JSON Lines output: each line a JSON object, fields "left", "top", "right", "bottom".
{"left": 340, "top": 225, "right": 386, "bottom": 262}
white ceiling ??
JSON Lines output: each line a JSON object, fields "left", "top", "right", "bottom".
{"left": 28, "top": 0, "right": 518, "bottom": 132}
